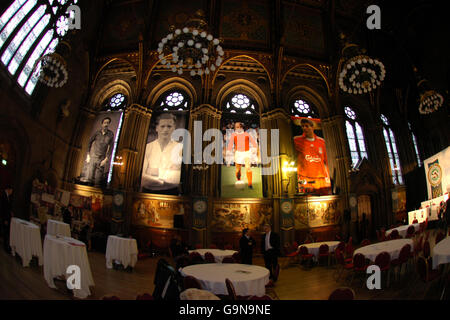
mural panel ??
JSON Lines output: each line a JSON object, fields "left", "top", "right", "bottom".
{"left": 212, "top": 202, "right": 273, "bottom": 232}
{"left": 132, "top": 198, "right": 191, "bottom": 229}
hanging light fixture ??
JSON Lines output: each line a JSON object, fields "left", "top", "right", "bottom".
{"left": 338, "top": 42, "right": 386, "bottom": 95}
{"left": 157, "top": 10, "right": 224, "bottom": 76}
{"left": 417, "top": 79, "right": 444, "bottom": 115}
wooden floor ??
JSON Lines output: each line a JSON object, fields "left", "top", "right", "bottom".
{"left": 0, "top": 232, "right": 447, "bottom": 300}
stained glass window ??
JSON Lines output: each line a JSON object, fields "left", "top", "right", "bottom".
{"left": 381, "top": 114, "right": 403, "bottom": 185}
{"left": 345, "top": 107, "right": 368, "bottom": 167}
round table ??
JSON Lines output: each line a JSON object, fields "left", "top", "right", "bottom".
{"left": 9, "top": 218, "right": 43, "bottom": 267}
{"left": 105, "top": 235, "right": 138, "bottom": 269}
{"left": 353, "top": 239, "right": 413, "bottom": 262}
{"left": 385, "top": 223, "right": 419, "bottom": 238}
{"left": 180, "top": 263, "right": 270, "bottom": 297}
{"left": 47, "top": 219, "right": 71, "bottom": 237}
{"left": 189, "top": 249, "right": 237, "bottom": 263}
{"left": 43, "top": 235, "right": 95, "bottom": 299}
{"left": 298, "top": 241, "right": 340, "bottom": 260}
{"left": 432, "top": 236, "right": 450, "bottom": 270}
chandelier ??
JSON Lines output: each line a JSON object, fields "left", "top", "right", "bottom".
{"left": 417, "top": 79, "right": 444, "bottom": 115}
{"left": 157, "top": 10, "right": 224, "bottom": 76}
{"left": 338, "top": 44, "right": 386, "bottom": 95}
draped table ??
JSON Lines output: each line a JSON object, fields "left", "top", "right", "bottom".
{"left": 9, "top": 218, "right": 43, "bottom": 267}
{"left": 105, "top": 235, "right": 138, "bottom": 269}
{"left": 432, "top": 236, "right": 450, "bottom": 270}
{"left": 385, "top": 223, "right": 420, "bottom": 238}
{"left": 353, "top": 239, "right": 413, "bottom": 262}
{"left": 297, "top": 241, "right": 341, "bottom": 260}
{"left": 189, "top": 249, "right": 237, "bottom": 263}
{"left": 180, "top": 263, "right": 270, "bottom": 297}
{"left": 47, "top": 219, "right": 71, "bottom": 237}
{"left": 43, "top": 235, "right": 94, "bottom": 299}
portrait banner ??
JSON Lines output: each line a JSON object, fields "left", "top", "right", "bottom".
{"left": 291, "top": 116, "right": 331, "bottom": 195}
{"left": 140, "top": 111, "right": 187, "bottom": 195}
{"left": 280, "top": 199, "right": 294, "bottom": 231}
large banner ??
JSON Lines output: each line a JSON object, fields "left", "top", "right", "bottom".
{"left": 221, "top": 119, "right": 263, "bottom": 198}
{"left": 140, "top": 112, "right": 186, "bottom": 195}
{"left": 292, "top": 117, "right": 331, "bottom": 195}
{"left": 79, "top": 111, "right": 122, "bottom": 187}
{"left": 424, "top": 146, "right": 450, "bottom": 200}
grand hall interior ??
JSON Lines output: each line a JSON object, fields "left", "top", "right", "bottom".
{"left": 0, "top": 0, "right": 449, "bottom": 303}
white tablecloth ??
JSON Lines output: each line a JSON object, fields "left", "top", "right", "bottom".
{"left": 385, "top": 223, "right": 420, "bottom": 238}
{"left": 47, "top": 219, "right": 71, "bottom": 237}
{"left": 298, "top": 241, "right": 340, "bottom": 260}
{"left": 432, "top": 236, "right": 450, "bottom": 270}
{"left": 353, "top": 239, "right": 413, "bottom": 262}
{"left": 9, "top": 218, "right": 43, "bottom": 267}
{"left": 43, "top": 235, "right": 94, "bottom": 299}
{"left": 189, "top": 249, "right": 237, "bottom": 263}
{"left": 105, "top": 235, "right": 138, "bottom": 269}
{"left": 180, "top": 264, "right": 270, "bottom": 297}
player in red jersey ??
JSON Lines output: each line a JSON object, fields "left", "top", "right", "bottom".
{"left": 293, "top": 118, "right": 331, "bottom": 194}
{"left": 226, "top": 122, "right": 259, "bottom": 189}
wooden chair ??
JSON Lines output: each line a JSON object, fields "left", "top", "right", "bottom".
{"left": 328, "top": 287, "right": 355, "bottom": 300}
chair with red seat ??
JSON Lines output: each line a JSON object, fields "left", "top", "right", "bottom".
{"left": 406, "top": 226, "right": 416, "bottom": 238}
{"left": 334, "top": 248, "right": 354, "bottom": 282}
{"left": 374, "top": 251, "right": 391, "bottom": 288}
{"left": 412, "top": 219, "right": 419, "bottom": 224}
{"left": 204, "top": 252, "right": 216, "bottom": 263}
{"left": 232, "top": 252, "right": 241, "bottom": 263}
{"left": 328, "top": 287, "right": 355, "bottom": 300}
{"left": 102, "top": 295, "right": 121, "bottom": 300}
{"left": 350, "top": 253, "right": 369, "bottom": 285}
{"left": 416, "top": 256, "right": 442, "bottom": 299}
{"left": 318, "top": 244, "right": 330, "bottom": 266}
{"left": 345, "top": 242, "right": 354, "bottom": 261}
{"left": 330, "top": 241, "right": 346, "bottom": 265}
{"left": 360, "top": 239, "right": 371, "bottom": 247}
{"left": 283, "top": 245, "right": 300, "bottom": 268}
{"left": 390, "top": 229, "right": 400, "bottom": 240}
{"left": 299, "top": 246, "right": 314, "bottom": 268}
{"left": 222, "top": 256, "right": 235, "bottom": 264}
{"left": 209, "top": 244, "right": 218, "bottom": 249}
{"left": 247, "top": 295, "right": 273, "bottom": 300}
{"left": 225, "top": 278, "right": 237, "bottom": 300}
{"left": 183, "top": 275, "right": 203, "bottom": 290}
{"left": 391, "top": 244, "right": 412, "bottom": 281}
{"left": 435, "top": 232, "right": 445, "bottom": 245}
{"left": 224, "top": 244, "right": 233, "bottom": 250}
{"left": 195, "top": 244, "right": 202, "bottom": 249}
{"left": 188, "top": 251, "right": 204, "bottom": 265}
{"left": 136, "top": 293, "right": 154, "bottom": 300}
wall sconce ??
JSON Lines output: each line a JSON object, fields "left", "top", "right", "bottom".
{"left": 112, "top": 156, "right": 124, "bottom": 167}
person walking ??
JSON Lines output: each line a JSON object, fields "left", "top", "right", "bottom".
{"left": 261, "top": 224, "right": 280, "bottom": 281}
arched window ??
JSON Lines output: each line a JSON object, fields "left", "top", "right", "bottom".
{"left": 225, "top": 93, "right": 257, "bottom": 115}
{"left": 291, "top": 99, "right": 318, "bottom": 118}
{"left": 0, "top": 0, "right": 77, "bottom": 95}
{"left": 381, "top": 114, "right": 403, "bottom": 185}
{"left": 408, "top": 122, "right": 422, "bottom": 167}
{"left": 158, "top": 90, "right": 189, "bottom": 111}
{"left": 103, "top": 93, "right": 127, "bottom": 111}
{"left": 344, "top": 107, "right": 368, "bottom": 167}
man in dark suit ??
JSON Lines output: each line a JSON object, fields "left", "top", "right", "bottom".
{"left": 239, "top": 228, "right": 256, "bottom": 265}
{"left": 0, "top": 186, "right": 13, "bottom": 253}
{"left": 261, "top": 224, "right": 280, "bottom": 281}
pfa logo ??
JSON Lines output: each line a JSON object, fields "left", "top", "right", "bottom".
{"left": 67, "top": 5, "right": 81, "bottom": 30}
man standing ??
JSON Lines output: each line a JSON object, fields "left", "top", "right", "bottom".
{"left": 293, "top": 118, "right": 331, "bottom": 195}
{"left": 261, "top": 224, "right": 280, "bottom": 281}
{"left": 84, "top": 117, "right": 115, "bottom": 186}
{"left": 0, "top": 186, "right": 13, "bottom": 253}
{"left": 239, "top": 228, "right": 256, "bottom": 265}
{"left": 141, "top": 113, "right": 183, "bottom": 194}
{"left": 226, "top": 122, "right": 259, "bottom": 189}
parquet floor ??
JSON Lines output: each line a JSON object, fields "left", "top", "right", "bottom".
{"left": 0, "top": 232, "right": 447, "bottom": 300}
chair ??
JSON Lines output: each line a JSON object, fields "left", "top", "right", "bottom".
{"left": 390, "top": 244, "right": 411, "bottom": 281}
{"left": 328, "top": 287, "right": 355, "bottom": 300}
{"left": 318, "top": 244, "right": 330, "bottom": 266}
{"left": 183, "top": 275, "right": 203, "bottom": 290}
{"left": 360, "top": 239, "right": 371, "bottom": 247}
{"left": 175, "top": 255, "right": 190, "bottom": 270}
{"left": 231, "top": 252, "right": 241, "bottom": 263}
{"left": 374, "top": 251, "right": 391, "bottom": 288}
{"left": 188, "top": 251, "right": 204, "bottom": 265}
{"left": 299, "top": 246, "right": 314, "bottom": 268}
{"left": 225, "top": 278, "right": 237, "bottom": 300}
{"left": 136, "top": 293, "right": 154, "bottom": 300}
{"left": 209, "top": 244, "right": 218, "bottom": 249}
{"left": 412, "top": 219, "right": 419, "bottom": 224}
{"left": 345, "top": 242, "right": 354, "bottom": 261}
{"left": 330, "top": 241, "right": 346, "bottom": 265}
{"left": 204, "top": 252, "right": 216, "bottom": 263}
{"left": 224, "top": 244, "right": 233, "bottom": 250}
{"left": 247, "top": 295, "right": 273, "bottom": 300}
{"left": 350, "top": 253, "right": 368, "bottom": 285}
{"left": 283, "top": 247, "right": 300, "bottom": 268}
{"left": 222, "top": 256, "right": 235, "bottom": 264}
{"left": 435, "top": 232, "right": 445, "bottom": 245}
{"left": 195, "top": 244, "right": 202, "bottom": 249}
{"left": 101, "top": 295, "right": 120, "bottom": 300}
{"left": 416, "top": 256, "right": 441, "bottom": 299}
{"left": 406, "top": 226, "right": 416, "bottom": 238}
{"left": 390, "top": 229, "right": 400, "bottom": 239}
{"left": 334, "top": 248, "right": 354, "bottom": 282}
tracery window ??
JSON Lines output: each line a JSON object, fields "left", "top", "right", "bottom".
{"left": 344, "top": 107, "right": 368, "bottom": 167}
